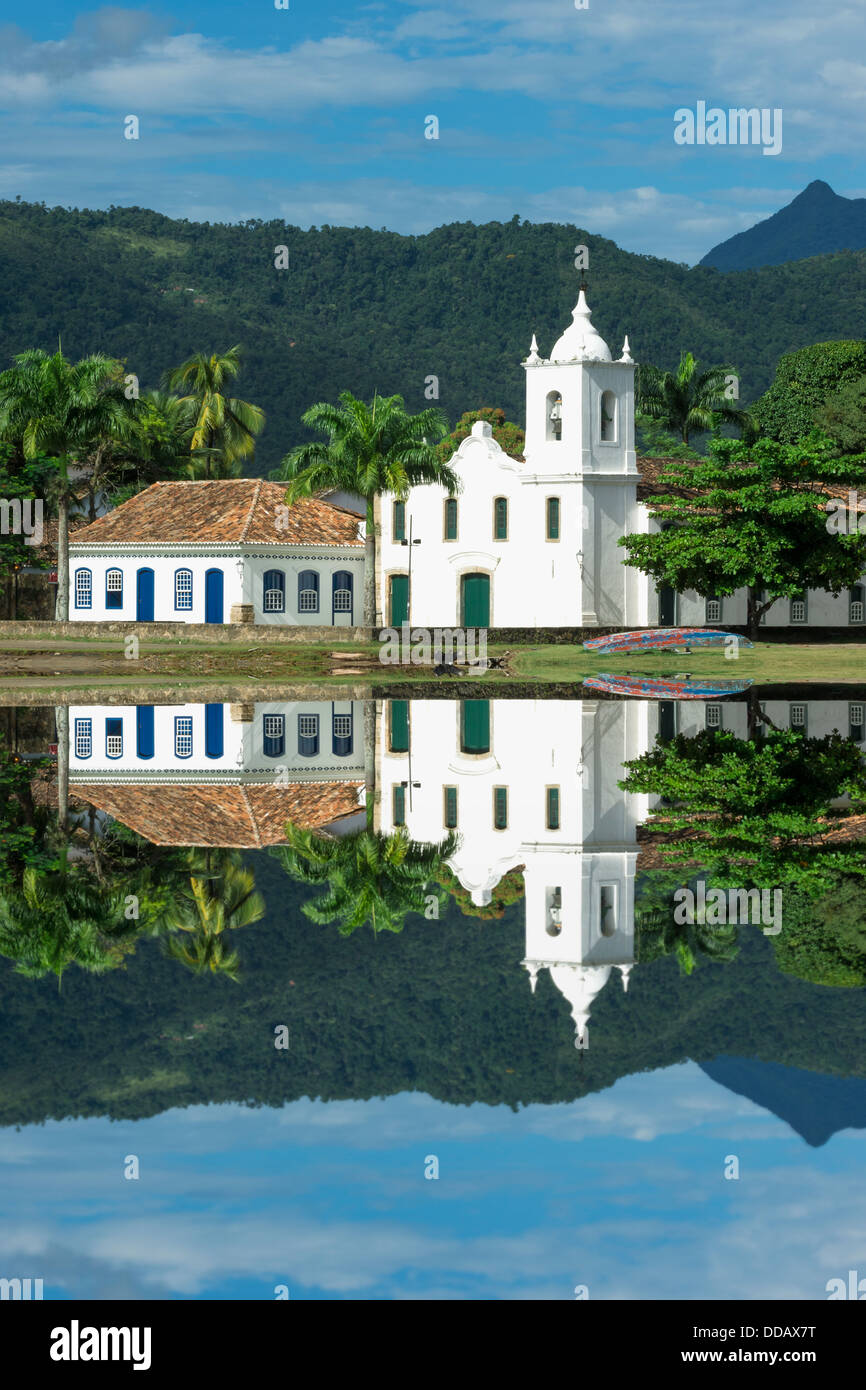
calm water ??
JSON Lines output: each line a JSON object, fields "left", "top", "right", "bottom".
{"left": 1, "top": 696, "right": 864, "bottom": 1300}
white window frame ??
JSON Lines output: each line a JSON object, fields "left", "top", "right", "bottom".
{"left": 74, "top": 718, "right": 92, "bottom": 759}
{"left": 174, "top": 716, "right": 193, "bottom": 759}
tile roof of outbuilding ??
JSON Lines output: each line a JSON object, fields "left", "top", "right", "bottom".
{"left": 68, "top": 480, "right": 364, "bottom": 547}
{"left": 72, "top": 781, "right": 364, "bottom": 847}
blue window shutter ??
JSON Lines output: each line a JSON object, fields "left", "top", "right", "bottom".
{"left": 205, "top": 704, "right": 224, "bottom": 759}
{"left": 136, "top": 706, "right": 155, "bottom": 760}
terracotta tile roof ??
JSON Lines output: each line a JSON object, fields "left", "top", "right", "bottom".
{"left": 72, "top": 781, "right": 364, "bottom": 847}
{"left": 635, "top": 456, "right": 866, "bottom": 511}
{"left": 68, "top": 481, "right": 364, "bottom": 547}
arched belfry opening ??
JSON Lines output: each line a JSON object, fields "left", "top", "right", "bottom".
{"left": 546, "top": 391, "right": 562, "bottom": 442}
{"left": 600, "top": 389, "right": 617, "bottom": 442}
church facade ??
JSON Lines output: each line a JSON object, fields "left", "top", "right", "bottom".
{"left": 376, "top": 289, "right": 866, "bottom": 632}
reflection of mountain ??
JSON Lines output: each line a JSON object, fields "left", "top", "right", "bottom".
{"left": 2, "top": 860, "right": 865, "bottom": 1130}
{"left": 700, "top": 1056, "right": 866, "bottom": 1148}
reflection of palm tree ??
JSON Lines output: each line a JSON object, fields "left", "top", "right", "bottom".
{"left": 156, "top": 849, "right": 265, "bottom": 978}
{"left": 163, "top": 930, "right": 242, "bottom": 981}
{"left": 0, "top": 867, "right": 129, "bottom": 980}
{"left": 273, "top": 823, "right": 459, "bottom": 936}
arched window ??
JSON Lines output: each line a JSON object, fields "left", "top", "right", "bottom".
{"left": 174, "top": 716, "right": 193, "bottom": 759}
{"left": 263, "top": 569, "right": 285, "bottom": 613}
{"left": 332, "top": 570, "right": 353, "bottom": 616}
{"left": 298, "top": 713, "right": 320, "bottom": 756}
{"left": 263, "top": 713, "right": 286, "bottom": 757}
{"left": 74, "top": 568, "right": 92, "bottom": 609}
{"left": 105, "top": 568, "right": 123, "bottom": 609}
{"left": 105, "top": 718, "right": 123, "bottom": 759}
{"left": 332, "top": 710, "right": 353, "bottom": 756}
{"left": 174, "top": 568, "right": 193, "bottom": 611}
{"left": 444, "top": 498, "right": 458, "bottom": 541}
{"left": 493, "top": 497, "right": 508, "bottom": 540}
{"left": 600, "top": 390, "right": 617, "bottom": 442}
{"left": 74, "top": 717, "right": 92, "bottom": 759}
{"left": 546, "top": 391, "right": 562, "bottom": 442}
{"left": 298, "top": 570, "right": 319, "bottom": 614}
{"left": 850, "top": 585, "right": 864, "bottom": 624}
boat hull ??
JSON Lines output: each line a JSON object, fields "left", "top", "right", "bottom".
{"left": 583, "top": 628, "right": 753, "bottom": 654}
{"left": 583, "top": 674, "right": 753, "bottom": 699}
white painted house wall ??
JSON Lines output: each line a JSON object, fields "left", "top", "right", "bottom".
{"left": 68, "top": 700, "right": 365, "bottom": 780}
{"left": 67, "top": 550, "right": 365, "bottom": 625}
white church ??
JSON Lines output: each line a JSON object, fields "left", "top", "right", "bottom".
{"left": 376, "top": 287, "right": 866, "bottom": 633}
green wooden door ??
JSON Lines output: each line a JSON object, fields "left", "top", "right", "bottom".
{"left": 461, "top": 573, "right": 490, "bottom": 627}
{"left": 389, "top": 574, "right": 409, "bottom": 627}
{"left": 460, "top": 700, "right": 490, "bottom": 754}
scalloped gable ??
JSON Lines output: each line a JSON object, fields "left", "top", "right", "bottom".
{"left": 68, "top": 480, "right": 364, "bottom": 547}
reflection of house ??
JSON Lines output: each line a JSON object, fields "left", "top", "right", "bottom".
{"left": 67, "top": 480, "right": 364, "bottom": 626}
{"left": 376, "top": 286, "right": 866, "bottom": 631}
{"left": 68, "top": 700, "right": 365, "bottom": 846}
{"left": 376, "top": 697, "right": 651, "bottom": 1044}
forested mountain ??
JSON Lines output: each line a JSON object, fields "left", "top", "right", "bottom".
{"left": 700, "top": 1057, "right": 866, "bottom": 1148}
{"left": 700, "top": 181, "right": 866, "bottom": 272}
{"left": 2, "top": 199, "right": 866, "bottom": 472}
{"left": 1, "top": 853, "right": 864, "bottom": 1130}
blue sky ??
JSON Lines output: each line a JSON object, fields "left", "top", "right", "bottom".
{"left": 0, "top": 1, "right": 863, "bottom": 262}
{"left": 2, "top": 1063, "right": 864, "bottom": 1300}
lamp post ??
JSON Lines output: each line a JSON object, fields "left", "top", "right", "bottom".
{"left": 400, "top": 514, "right": 421, "bottom": 627}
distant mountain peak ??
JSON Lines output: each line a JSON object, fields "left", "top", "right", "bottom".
{"left": 700, "top": 181, "right": 866, "bottom": 272}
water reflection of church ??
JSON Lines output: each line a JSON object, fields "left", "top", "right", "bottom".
{"left": 67, "top": 695, "right": 865, "bottom": 1045}
{"left": 378, "top": 698, "right": 650, "bottom": 1046}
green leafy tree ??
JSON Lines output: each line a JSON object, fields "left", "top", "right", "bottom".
{"left": 0, "top": 349, "right": 135, "bottom": 618}
{"left": 637, "top": 351, "right": 749, "bottom": 445}
{"left": 619, "top": 435, "right": 866, "bottom": 636}
{"left": 436, "top": 407, "right": 525, "bottom": 463}
{"left": 164, "top": 346, "right": 264, "bottom": 470}
{"left": 815, "top": 375, "right": 866, "bottom": 455}
{"left": 0, "top": 740, "right": 57, "bottom": 888}
{"left": 0, "top": 866, "right": 132, "bottom": 980}
{"left": 621, "top": 728, "right": 866, "bottom": 895}
{"left": 751, "top": 340, "right": 866, "bottom": 444}
{"left": 273, "top": 822, "right": 459, "bottom": 937}
{"left": 0, "top": 446, "right": 54, "bottom": 617}
{"left": 770, "top": 878, "right": 866, "bottom": 987}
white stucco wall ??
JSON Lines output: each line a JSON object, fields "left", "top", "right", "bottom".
{"left": 68, "top": 699, "right": 365, "bottom": 778}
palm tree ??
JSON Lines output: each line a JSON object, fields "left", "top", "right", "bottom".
{"left": 164, "top": 347, "right": 264, "bottom": 468}
{"left": 274, "top": 391, "right": 457, "bottom": 629}
{"left": 163, "top": 928, "right": 242, "bottom": 980}
{"left": 637, "top": 351, "right": 750, "bottom": 445}
{"left": 155, "top": 848, "right": 265, "bottom": 978}
{"left": 0, "top": 866, "right": 130, "bottom": 980}
{"left": 273, "top": 822, "right": 459, "bottom": 937}
{"left": 0, "top": 349, "right": 135, "bottom": 618}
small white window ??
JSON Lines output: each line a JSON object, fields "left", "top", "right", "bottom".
{"left": 175, "top": 716, "right": 193, "bottom": 758}
{"left": 790, "top": 704, "right": 807, "bottom": 729}
{"left": 74, "top": 718, "right": 92, "bottom": 759}
{"left": 175, "top": 570, "right": 193, "bottom": 611}
{"left": 705, "top": 704, "right": 722, "bottom": 729}
{"left": 106, "top": 733, "right": 123, "bottom": 758}
{"left": 106, "top": 570, "right": 121, "bottom": 591}
{"left": 264, "top": 587, "right": 284, "bottom": 612}
{"left": 299, "top": 587, "right": 318, "bottom": 612}
{"left": 333, "top": 714, "right": 352, "bottom": 739}
{"left": 333, "top": 589, "right": 352, "bottom": 612}
{"left": 264, "top": 715, "right": 284, "bottom": 739}
{"left": 706, "top": 597, "right": 722, "bottom": 622}
{"left": 851, "top": 597, "right": 864, "bottom": 624}
{"left": 791, "top": 597, "right": 807, "bottom": 624}
{"left": 74, "top": 569, "right": 92, "bottom": 609}
{"left": 850, "top": 704, "right": 864, "bottom": 728}
{"left": 298, "top": 714, "right": 319, "bottom": 739}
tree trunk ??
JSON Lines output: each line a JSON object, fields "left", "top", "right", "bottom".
{"left": 55, "top": 463, "right": 70, "bottom": 621}
{"left": 56, "top": 703, "right": 69, "bottom": 841}
{"left": 364, "top": 500, "right": 377, "bottom": 630}
{"left": 364, "top": 700, "right": 376, "bottom": 830}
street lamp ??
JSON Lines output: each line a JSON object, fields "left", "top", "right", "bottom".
{"left": 400, "top": 514, "right": 421, "bottom": 624}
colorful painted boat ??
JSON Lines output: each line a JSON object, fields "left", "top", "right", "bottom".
{"left": 583, "top": 628, "right": 753, "bottom": 653}
{"left": 583, "top": 674, "right": 753, "bottom": 699}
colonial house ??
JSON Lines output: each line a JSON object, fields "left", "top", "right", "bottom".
{"left": 67, "top": 479, "right": 365, "bottom": 626}
{"left": 376, "top": 288, "right": 866, "bottom": 632}
{"left": 68, "top": 698, "right": 366, "bottom": 846}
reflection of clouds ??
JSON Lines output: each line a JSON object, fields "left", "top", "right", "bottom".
{"left": 0, "top": 1065, "right": 863, "bottom": 1299}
